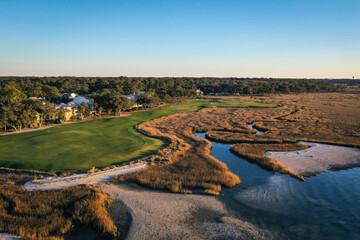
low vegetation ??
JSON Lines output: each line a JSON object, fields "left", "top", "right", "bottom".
{"left": 0, "top": 173, "right": 117, "bottom": 239}
{"left": 0, "top": 99, "right": 271, "bottom": 172}
{"left": 230, "top": 143, "right": 309, "bottom": 180}
{"left": 114, "top": 90, "right": 360, "bottom": 191}
{"left": 114, "top": 105, "right": 279, "bottom": 195}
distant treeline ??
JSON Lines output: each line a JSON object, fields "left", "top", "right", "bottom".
{"left": 0, "top": 77, "right": 347, "bottom": 98}
{"left": 326, "top": 79, "right": 360, "bottom": 86}
{"left": 0, "top": 77, "right": 347, "bottom": 132}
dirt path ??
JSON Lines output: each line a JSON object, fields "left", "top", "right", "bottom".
{"left": 24, "top": 162, "right": 147, "bottom": 191}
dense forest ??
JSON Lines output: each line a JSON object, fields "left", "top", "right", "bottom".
{"left": 0, "top": 77, "right": 348, "bottom": 97}
{"left": 0, "top": 77, "right": 348, "bottom": 132}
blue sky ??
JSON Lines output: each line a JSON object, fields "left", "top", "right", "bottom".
{"left": 0, "top": 0, "right": 359, "bottom": 78}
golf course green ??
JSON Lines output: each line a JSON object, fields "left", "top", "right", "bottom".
{"left": 0, "top": 99, "right": 275, "bottom": 172}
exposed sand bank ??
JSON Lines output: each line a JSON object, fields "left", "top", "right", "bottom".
{"left": 23, "top": 165, "right": 276, "bottom": 240}
{"left": 24, "top": 162, "right": 148, "bottom": 191}
{"left": 266, "top": 141, "right": 360, "bottom": 176}
{"left": 104, "top": 183, "right": 275, "bottom": 240}
{"left": 0, "top": 234, "right": 20, "bottom": 240}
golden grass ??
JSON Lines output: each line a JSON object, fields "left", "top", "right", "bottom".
{"left": 113, "top": 90, "right": 360, "bottom": 192}
{"left": 113, "top": 108, "right": 245, "bottom": 195}
{"left": 206, "top": 130, "right": 296, "bottom": 144}
{"left": 240, "top": 90, "right": 360, "bottom": 147}
{"left": 230, "top": 143, "right": 309, "bottom": 180}
{"left": 0, "top": 173, "right": 117, "bottom": 239}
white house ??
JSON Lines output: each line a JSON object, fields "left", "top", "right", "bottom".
{"left": 196, "top": 89, "right": 204, "bottom": 96}
{"left": 62, "top": 93, "right": 77, "bottom": 99}
{"left": 54, "top": 96, "right": 94, "bottom": 120}
{"left": 71, "top": 96, "right": 94, "bottom": 108}
{"left": 124, "top": 91, "right": 145, "bottom": 108}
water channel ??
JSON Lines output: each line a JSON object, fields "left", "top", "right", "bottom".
{"left": 194, "top": 128, "right": 360, "bottom": 240}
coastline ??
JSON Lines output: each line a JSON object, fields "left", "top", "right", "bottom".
{"left": 21, "top": 160, "right": 276, "bottom": 240}
{"left": 266, "top": 141, "right": 360, "bottom": 177}
{"left": 0, "top": 234, "right": 20, "bottom": 240}
{"left": 103, "top": 183, "right": 275, "bottom": 240}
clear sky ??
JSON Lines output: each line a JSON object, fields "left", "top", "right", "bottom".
{"left": 0, "top": 0, "right": 359, "bottom": 78}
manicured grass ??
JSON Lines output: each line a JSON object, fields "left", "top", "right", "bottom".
{"left": 0, "top": 99, "right": 275, "bottom": 172}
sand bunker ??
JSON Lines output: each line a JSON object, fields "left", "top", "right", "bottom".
{"left": 266, "top": 141, "right": 360, "bottom": 176}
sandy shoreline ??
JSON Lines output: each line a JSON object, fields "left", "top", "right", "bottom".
{"left": 267, "top": 141, "right": 360, "bottom": 176}
{"left": 103, "top": 183, "right": 275, "bottom": 240}
{"left": 22, "top": 161, "right": 275, "bottom": 240}
{"left": 0, "top": 234, "right": 20, "bottom": 240}
{"left": 24, "top": 162, "right": 148, "bottom": 191}
{"left": 19, "top": 141, "right": 360, "bottom": 239}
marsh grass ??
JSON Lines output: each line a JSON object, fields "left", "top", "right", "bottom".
{"left": 205, "top": 131, "right": 296, "bottom": 144}
{"left": 0, "top": 173, "right": 117, "bottom": 239}
{"left": 114, "top": 91, "right": 359, "bottom": 191}
{"left": 230, "top": 143, "right": 309, "bottom": 180}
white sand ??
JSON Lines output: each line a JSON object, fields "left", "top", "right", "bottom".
{"left": 24, "top": 162, "right": 148, "bottom": 191}
{"left": 22, "top": 161, "right": 274, "bottom": 239}
{"left": 0, "top": 234, "right": 20, "bottom": 240}
{"left": 267, "top": 141, "right": 360, "bottom": 175}
{"left": 103, "top": 184, "right": 274, "bottom": 240}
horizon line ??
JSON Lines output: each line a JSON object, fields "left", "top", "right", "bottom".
{"left": 0, "top": 75, "right": 358, "bottom": 80}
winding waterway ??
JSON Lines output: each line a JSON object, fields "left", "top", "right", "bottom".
{"left": 194, "top": 131, "right": 360, "bottom": 240}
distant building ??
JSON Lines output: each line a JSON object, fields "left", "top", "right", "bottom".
{"left": 62, "top": 93, "right": 77, "bottom": 99}
{"left": 29, "top": 97, "right": 46, "bottom": 101}
{"left": 196, "top": 89, "right": 204, "bottom": 96}
{"left": 215, "top": 91, "right": 226, "bottom": 96}
{"left": 72, "top": 96, "right": 94, "bottom": 108}
{"left": 54, "top": 96, "right": 94, "bottom": 120}
{"left": 124, "top": 91, "right": 145, "bottom": 108}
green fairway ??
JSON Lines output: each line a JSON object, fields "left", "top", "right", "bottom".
{"left": 0, "top": 99, "right": 275, "bottom": 172}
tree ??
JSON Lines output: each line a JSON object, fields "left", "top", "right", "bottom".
{"left": 0, "top": 84, "right": 27, "bottom": 103}
{"left": 29, "top": 100, "right": 56, "bottom": 127}
{"left": 108, "top": 94, "right": 132, "bottom": 116}
{"left": 55, "top": 108, "right": 65, "bottom": 122}
{"left": 7, "top": 101, "right": 23, "bottom": 132}
{"left": 42, "top": 85, "right": 60, "bottom": 101}
{"left": 79, "top": 103, "right": 91, "bottom": 118}
{"left": 98, "top": 106, "right": 103, "bottom": 117}
{"left": 0, "top": 103, "right": 9, "bottom": 131}
{"left": 136, "top": 92, "right": 161, "bottom": 108}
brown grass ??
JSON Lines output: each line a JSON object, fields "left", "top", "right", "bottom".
{"left": 113, "top": 125, "right": 240, "bottom": 195}
{"left": 0, "top": 173, "right": 117, "bottom": 239}
{"left": 113, "top": 108, "right": 245, "bottom": 195}
{"left": 240, "top": 90, "right": 360, "bottom": 147}
{"left": 206, "top": 130, "right": 296, "bottom": 144}
{"left": 113, "top": 90, "right": 360, "bottom": 192}
{"left": 230, "top": 143, "right": 309, "bottom": 180}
